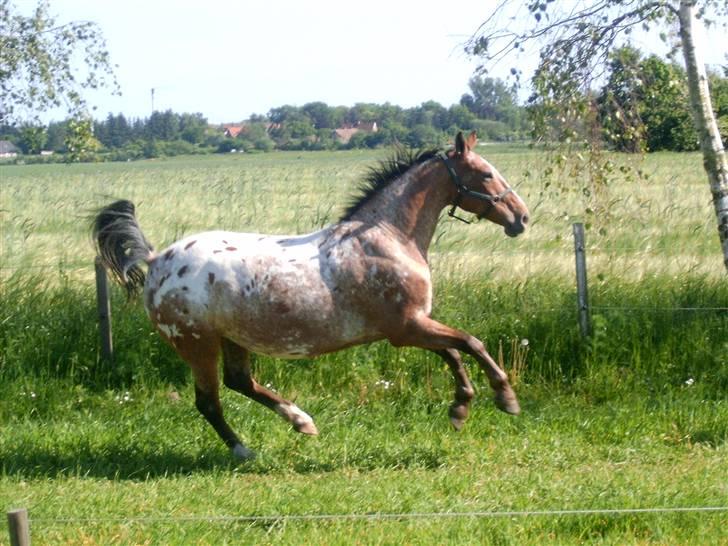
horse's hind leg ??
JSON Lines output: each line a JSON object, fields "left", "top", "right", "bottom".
{"left": 221, "top": 338, "right": 318, "bottom": 435}
{"left": 431, "top": 349, "right": 474, "bottom": 430}
{"left": 177, "top": 335, "right": 255, "bottom": 460}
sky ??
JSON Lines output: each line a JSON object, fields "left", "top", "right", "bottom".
{"left": 17, "top": 0, "right": 728, "bottom": 124}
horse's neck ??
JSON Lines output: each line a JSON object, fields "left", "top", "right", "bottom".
{"left": 349, "top": 161, "right": 451, "bottom": 258}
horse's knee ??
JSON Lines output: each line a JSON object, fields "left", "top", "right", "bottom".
{"left": 194, "top": 387, "right": 221, "bottom": 419}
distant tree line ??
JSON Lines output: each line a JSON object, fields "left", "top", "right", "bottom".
{"left": 1, "top": 62, "right": 726, "bottom": 163}
{"left": 0, "top": 76, "right": 528, "bottom": 161}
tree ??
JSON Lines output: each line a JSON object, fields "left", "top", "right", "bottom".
{"left": 0, "top": 0, "right": 118, "bottom": 125}
{"left": 461, "top": 76, "right": 519, "bottom": 121}
{"left": 179, "top": 112, "right": 207, "bottom": 144}
{"left": 17, "top": 124, "right": 46, "bottom": 153}
{"left": 45, "top": 119, "right": 67, "bottom": 151}
{"left": 599, "top": 47, "right": 698, "bottom": 152}
{"left": 468, "top": 0, "right": 728, "bottom": 271}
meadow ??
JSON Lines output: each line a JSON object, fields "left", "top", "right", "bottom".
{"left": 1, "top": 146, "right": 726, "bottom": 544}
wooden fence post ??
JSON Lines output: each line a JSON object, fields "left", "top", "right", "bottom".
{"left": 572, "top": 223, "right": 591, "bottom": 338}
{"left": 7, "top": 508, "right": 30, "bottom": 546}
{"left": 95, "top": 256, "right": 114, "bottom": 362}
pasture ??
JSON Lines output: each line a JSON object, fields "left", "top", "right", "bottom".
{"left": 1, "top": 146, "right": 726, "bottom": 544}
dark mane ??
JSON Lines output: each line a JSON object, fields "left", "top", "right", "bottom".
{"left": 340, "top": 147, "right": 441, "bottom": 221}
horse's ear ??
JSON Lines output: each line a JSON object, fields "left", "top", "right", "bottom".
{"left": 455, "top": 132, "right": 466, "bottom": 155}
{"left": 466, "top": 131, "right": 478, "bottom": 150}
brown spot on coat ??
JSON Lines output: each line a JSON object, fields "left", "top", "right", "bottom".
{"left": 225, "top": 246, "right": 237, "bottom": 252}
{"left": 164, "top": 249, "right": 175, "bottom": 261}
{"left": 208, "top": 272, "right": 216, "bottom": 285}
{"left": 178, "top": 265, "right": 189, "bottom": 277}
{"left": 184, "top": 240, "right": 197, "bottom": 250}
{"left": 274, "top": 302, "right": 291, "bottom": 314}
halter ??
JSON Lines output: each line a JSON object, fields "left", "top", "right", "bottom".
{"left": 438, "top": 152, "right": 514, "bottom": 224}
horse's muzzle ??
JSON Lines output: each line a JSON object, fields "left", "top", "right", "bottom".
{"left": 505, "top": 213, "right": 528, "bottom": 237}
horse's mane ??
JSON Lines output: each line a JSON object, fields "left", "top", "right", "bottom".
{"left": 340, "top": 146, "right": 441, "bottom": 221}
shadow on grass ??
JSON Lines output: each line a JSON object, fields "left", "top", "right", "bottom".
{"left": 1, "top": 440, "right": 450, "bottom": 480}
{"left": 1, "top": 445, "right": 241, "bottom": 480}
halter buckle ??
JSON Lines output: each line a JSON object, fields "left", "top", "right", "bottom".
{"left": 448, "top": 205, "right": 472, "bottom": 224}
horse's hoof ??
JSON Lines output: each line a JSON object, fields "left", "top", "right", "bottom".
{"left": 232, "top": 443, "right": 256, "bottom": 461}
{"left": 494, "top": 387, "right": 521, "bottom": 415}
{"left": 449, "top": 416, "right": 465, "bottom": 431}
{"left": 448, "top": 404, "right": 468, "bottom": 431}
{"left": 294, "top": 421, "right": 319, "bottom": 436}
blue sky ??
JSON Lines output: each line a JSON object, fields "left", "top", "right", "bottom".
{"left": 20, "top": 0, "right": 728, "bottom": 123}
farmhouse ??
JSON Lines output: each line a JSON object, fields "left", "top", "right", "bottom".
{"left": 222, "top": 124, "right": 245, "bottom": 138}
{"left": 333, "top": 121, "right": 378, "bottom": 144}
{"left": 0, "top": 140, "right": 19, "bottom": 158}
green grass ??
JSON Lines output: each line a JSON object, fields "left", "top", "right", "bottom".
{"left": 2, "top": 380, "right": 726, "bottom": 544}
{"left": 1, "top": 147, "right": 727, "bottom": 544}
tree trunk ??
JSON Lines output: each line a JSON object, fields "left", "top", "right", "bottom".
{"left": 678, "top": 0, "right": 728, "bottom": 272}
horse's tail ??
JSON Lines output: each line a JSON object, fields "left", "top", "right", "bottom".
{"left": 92, "top": 200, "right": 156, "bottom": 299}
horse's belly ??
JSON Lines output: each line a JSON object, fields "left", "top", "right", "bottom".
{"left": 215, "top": 281, "right": 376, "bottom": 358}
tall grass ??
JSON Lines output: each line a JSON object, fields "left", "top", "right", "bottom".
{"left": 2, "top": 269, "right": 725, "bottom": 395}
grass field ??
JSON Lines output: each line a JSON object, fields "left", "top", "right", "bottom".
{"left": 1, "top": 146, "right": 726, "bottom": 544}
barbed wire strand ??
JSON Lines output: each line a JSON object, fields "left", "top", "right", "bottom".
{"left": 29, "top": 506, "right": 728, "bottom": 526}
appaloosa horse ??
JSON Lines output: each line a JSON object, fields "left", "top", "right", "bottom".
{"left": 93, "top": 131, "right": 529, "bottom": 459}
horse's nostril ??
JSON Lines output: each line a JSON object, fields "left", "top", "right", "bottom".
{"left": 521, "top": 214, "right": 529, "bottom": 225}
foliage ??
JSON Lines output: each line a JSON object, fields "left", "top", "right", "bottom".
{"left": 598, "top": 47, "right": 699, "bottom": 152}
{"left": 0, "top": 0, "right": 118, "bottom": 125}
{"left": 460, "top": 76, "right": 526, "bottom": 134}
{"left": 17, "top": 124, "right": 46, "bottom": 154}
{"left": 63, "top": 117, "right": 99, "bottom": 162}
{"left": 466, "top": 0, "right": 728, "bottom": 227}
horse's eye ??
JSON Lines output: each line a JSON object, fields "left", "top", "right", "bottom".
{"left": 482, "top": 172, "right": 493, "bottom": 181}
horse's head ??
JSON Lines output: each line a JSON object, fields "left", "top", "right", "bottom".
{"left": 443, "top": 131, "right": 529, "bottom": 237}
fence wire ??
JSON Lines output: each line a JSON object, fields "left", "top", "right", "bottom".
{"left": 29, "top": 505, "right": 728, "bottom": 526}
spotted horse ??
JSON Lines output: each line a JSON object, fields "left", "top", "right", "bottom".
{"left": 92, "top": 131, "right": 530, "bottom": 460}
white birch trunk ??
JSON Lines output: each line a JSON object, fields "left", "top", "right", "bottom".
{"left": 678, "top": 0, "right": 728, "bottom": 272}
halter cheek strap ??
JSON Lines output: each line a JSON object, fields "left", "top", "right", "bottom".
{"left": 438, "top": 152, "right": 514, "bottom": 224}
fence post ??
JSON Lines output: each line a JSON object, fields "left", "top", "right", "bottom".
{"left": 572, "top": 223, "right": 591, "bottom": 338}
{"left": 7, "top": 508, "right": 30, "bottom": 546}
{"left": 94, "top": 256, "right": 114, "bottom": 362}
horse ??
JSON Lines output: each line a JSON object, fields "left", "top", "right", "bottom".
{"left": 92, "top": 131, "right": 529, "bottom": 460}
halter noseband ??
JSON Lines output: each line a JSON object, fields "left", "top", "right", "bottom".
{"left": 438, "top": 151, "right": 514, "bottom": 224}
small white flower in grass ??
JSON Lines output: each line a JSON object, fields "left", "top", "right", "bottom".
{"left": 520, "top": 339, "right": 529, "bottom": 347}
{"left": 685, "top": 377, "right": 695, "bottom": 387}
{"left": 375, "top": 379, "right": 392, "bottom": 390}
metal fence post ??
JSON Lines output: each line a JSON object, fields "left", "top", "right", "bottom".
{"left": 94, "top": 256, "right": 114, "bottom": 362}
{"left": 572, "top": 223, "right": 591, "bottom": 338}
{"left": 7, "top": 508, "right": 30, "bottom": 546}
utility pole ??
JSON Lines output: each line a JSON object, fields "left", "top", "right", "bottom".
{"left": 151, "top": 87, "right": 155, "bottom": 113}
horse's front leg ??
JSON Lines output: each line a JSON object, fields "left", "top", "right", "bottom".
{"left": 392, "top": 316, "right": 520, "bottom": 416}
{"left": 430, "top": 349, "right": 474, "bottom": 430}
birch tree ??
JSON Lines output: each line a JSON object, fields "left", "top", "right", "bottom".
{"left": 468, "top": 0, "right": 728, "bottom": 271}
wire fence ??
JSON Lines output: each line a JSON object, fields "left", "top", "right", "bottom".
{"left": 2, "top": 223, "right": 726, "bottom": 360}
{"left": 28, "top": 505, "right": 728, "bottom": 525}
{"left": 9, "top": 505, "right": 728, "bottom": 543}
